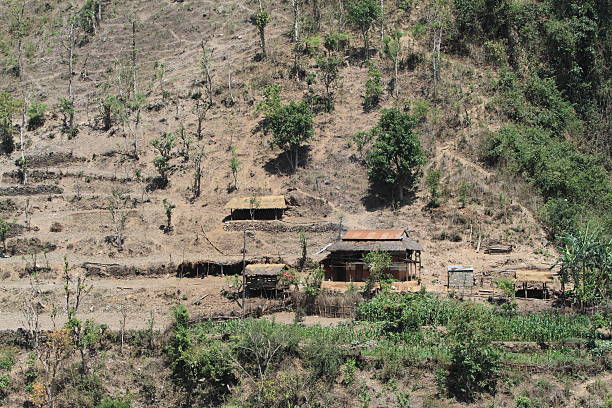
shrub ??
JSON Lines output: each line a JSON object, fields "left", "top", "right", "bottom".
{"left": 363, "top": 63, "right": 383, "bottom": 111}
{"left": 27, "top": 101, "right": 46, "bottom": 130}
{"left": 0, "top": 374, "right": 10, "bottom": 400}
{"left": 95, "top": 396, "right": 131, "bottom": 408}
{"left": 304, "top": 333, "right": 344, "bottom": 382}
{"left": 444, "top": 316, "right": 501, "bottom": 401}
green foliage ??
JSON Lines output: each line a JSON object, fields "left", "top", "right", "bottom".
{"left": 95, "top": 396, "right": 131, "bottom": 408}
{"left": 444, "top": 317, "right": 501, "bottom": 401}
{"left": 26, "top": 100, "right": 46, "bottom": 130}
{"left": 426, "top": 169, "right": 442, "bottom": 208}
{"left": 167, "top": 305, "right": 235, "bottom": 405}
{"left": 481, "top": 124, "right": 611, "bottom": 236}
{"left": 363, "top": 63, "right": 383, "bottom": 111}
{"left": 100, "top": 94, "right": 126, "bottom": 131}
{"left": 363, "top": 250, "right": 392, "bottom": 293}
{"left": 0, "top": 374, "right": 10, "bottom": 400}
{"left": 298, "top": 36, "right": 321, "bottom": 56}
{"left": 316, "top": 55, "right": 342, "bottom": 112}
{"left": 556, "top": 226, "right": 611, "bottom": 307}
{"left": 303, "top": 268, "right": 324, "bottom": 295}
{"left": 78, "top": 0, "right": 100, "bottom": 35}
{"left": 0, "top": 91, "right": 21, "bottom": 154}
{"left": 150, "top": 132, "right": 175, "bottom": 185}
{"left": 304, "top": 332, "right": 344, "bottom": 382}
{"left": 346, "top": 0, "right": 382, "bottom": 58}
{"left": 367, "top": 108, "right": 426, "bottom": 201}
{"left": 266, "top": 101, "right": 314, "bottom": 171}
{"left": 323, "top": 31, "right": 350, "bottom": 55}
{"left": 256, "top": 84, "right": 282, "bottom": 116}
{"left": 356, "top": 292, "right": 599, "bottom": 341}
{"left": 250, "top": 10, "right": 270, "bottom": 31}
{"left": 494, "top": 70, "right": 581, "bottom": 135}
{"left": 0, "top": 218, "right": 15, "bottom": 251}
{"left": 0, "top": 348, "right": 15, "bottom": 372}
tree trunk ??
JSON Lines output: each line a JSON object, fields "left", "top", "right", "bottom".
{"left": 68, "top": 23, "right": 75, "bottom": 130}
{"left": 312, "top": 0, "right": 321, "bottom": 32}
{"left": 398, "top": 185, "right": 404, "bottom": 201}
{"left": 292, "top": 0, "right": 300, "bottom": 42}
{"left": 394, "top": 59, "right": 399, "bottom": 97}
{"left": 364, "top": 31, "right": 369, "bottom": 59}
{"left": 259, "top": 28, "right": 267, "bottom": 58}
{"left": 131, "top": 20, "right": 137, "bottom": 98}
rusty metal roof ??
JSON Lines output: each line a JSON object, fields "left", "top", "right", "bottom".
{"left": 343, "top": 229, "right": 406, "bottom": 241}
{"left": 224, "top": 195, "right": 287, "bottom": 210}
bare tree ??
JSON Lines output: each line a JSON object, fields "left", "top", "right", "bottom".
{"left": 108, "top": 189, "right": 130, "bottom": 250}
{"left": 200, "top": 41, "right": 214, "bottom": 106}
{"left": 191, "top": 148, "right": 205, "bottom": 202}
{"left": 291, "top": 0, "right": 301, "bottom": 42}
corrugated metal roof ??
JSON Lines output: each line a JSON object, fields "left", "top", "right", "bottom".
{"left": 224, "top": 195, "right": 287, "bottom": 210}
{"left": 447, "top": 265, "right": 474, "bottom": 272}
{"left": 244, "top": 263, "right": 286, "bottom": 276}
{"left": 343, "top": 229, "right": 406, "bottom": 241}
{"left": 328, "top": 239, "right": 422, "bottom": 252}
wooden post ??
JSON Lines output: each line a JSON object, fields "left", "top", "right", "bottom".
{"left": 242, "top": 231, "right": 247, "bottom": 318}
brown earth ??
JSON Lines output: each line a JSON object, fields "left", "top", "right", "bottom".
{"left": 0, "top": 0, "right": 561, "bottom": 330}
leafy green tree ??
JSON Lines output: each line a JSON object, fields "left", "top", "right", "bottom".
{"left": 256, "top": 84, "right": 282, "bottom": 116}
{"left": 229, "top": 147, "right": 239, "bottom": 190}
{"left": 367, "top": 108, "right": 426, "bottom": 201}
{"left": 59, "top": 98, "right": 77, "bottom": 138}
{"left": 150, "top": 132, "right": 175, "bottom": 186}
{"left": 26, "top": 101, "right": 46, "bottom": 130}
{"left": 163, "top": 199, "right": 176, "bottom": 233}
{"left": 250, "top": 10, "right": 271, "bottom": 59}
{"left": 555, "top": 226, "right": 611, "bottom": 308}
{"left": 363, "top": 249, "right": 392, "bottom": 294}
{"left": 266, "top": 101, "right": 314, "bottom": 171}
{"left": 363, "top": 63, "right": 383, "bottom": 111}
{"left": 383, "top": 30, "right": 403, "bottom": 97}
{"left": 0, "top": 91, "right": 22, "bottom": 154}
{"left": 100, "top": 94, "right": 126, "bottom": 131}
{"left": 346, "top": 0, "right": 382, "bottom": 59}
{"left": 426, "top": 169, "right": 441, "bottom": 207}
{"left": 444, "top": 311, "right": 500, "bottom": 401}
{"left": 0, "top": 218, "right": 15, "bottom": 253}
{"left": 323, "top": 31, "right": 350, "bottom": 56}
{"left": 316, "top": 55, "right": 342, "bottom": 112}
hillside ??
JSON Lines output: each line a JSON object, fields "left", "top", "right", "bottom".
{"left": 0, "top": 0, "right": 610, "bottom": 407}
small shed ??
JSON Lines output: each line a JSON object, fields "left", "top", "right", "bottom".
{"left": 225, "top": 195, "right": 287, "bottom": 220}
{"left": 447, "top": 265, "right": 475, "bottom": 294}
{"left": 244, "top": 263, "right": 287, "bottom": 295}
{"left": 513, "top": 269, "right": 555, "bottom": 299}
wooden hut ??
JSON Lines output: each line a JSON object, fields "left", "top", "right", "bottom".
{"left": 321, "top": 229, "right": 422, "bottom": 282}
{"left": 447, "top": 265, "right": 475, "bottom": 295}
{"left": 225, "top": 195, "right": 287, "bottom": 220}
{"left": 513, "top": 269, "right": 555, "bottom": 299}
{"left": 244, "top": 263, "right": 287, "bottom": 295}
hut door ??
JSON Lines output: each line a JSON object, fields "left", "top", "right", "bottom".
{"left": 355, "top": 263, "right": 364, "bottom": 282}
{"left": 333, "top": 267, "right": 346, "bottom": 282}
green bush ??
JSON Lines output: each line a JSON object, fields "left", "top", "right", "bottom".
{"left": 0, "top": 374, "right": 10, "bottom": 400}
{"left": 0, "top": 349, "right": 15, "bottom": 371}
{"left": 95, "top": 396, "right": 131, "bottom": 408}
{"left": 481, "top": 125, "right": 610, "bottom": 236}
{"left": 304, "top": 333, "right": 344, "bottom": 382}
{"left": 363, "top": 64, "right": 383, "bottom": 112}
{"left": 27, "top": 101, "right": 46, "bottom": 130}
